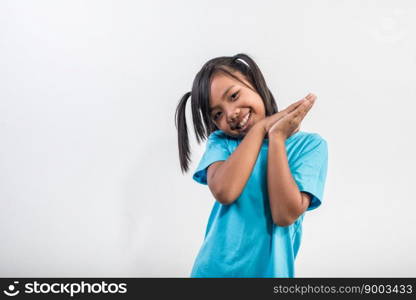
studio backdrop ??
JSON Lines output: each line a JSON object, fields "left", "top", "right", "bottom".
{"left": 1, "top": 0, "right": 415, "bottom": 277}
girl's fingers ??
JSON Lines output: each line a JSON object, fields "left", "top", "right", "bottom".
{"left": 288, "top": 95, "right": 316, "bottom": 121}
{"left": 267, "top": 93, "right": 317, "bottom": 131}
{"left": 283, "top": 99, "right": 306, "bottom": 113}
{"left": 298, "top": 98, "right": 315, "bottom": 119}
{"left": 283, "top": 93, "right": 316, "bottom": 114}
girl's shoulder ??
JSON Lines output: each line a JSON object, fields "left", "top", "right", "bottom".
{"left": 208, "top": 130, "right": 327, "bottom": 143}
{"left": 287, "top": 131, "right": 328, "bottom": 156}
{"left": 209, "top": 130, "right": 228, "bottom": 138}
{"left": 205, "top": 130, "right": 231, "bottom": 150}
{"left": 207, "top": 130, "right": 327, "bottom": 152}
{"left": 207, "top": 130, "right": 231, "bottom": 143}
{"left": 290, "top": 131, "right": 326, "bottom": 144}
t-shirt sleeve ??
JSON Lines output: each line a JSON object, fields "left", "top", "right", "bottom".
{"left": 192, "top": 131, "right": 231, "bottom": 185}
{"left": 290, "top": 134, "right": 328, "bottom": 211}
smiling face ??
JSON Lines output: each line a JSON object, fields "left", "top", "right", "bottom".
{"left": 209, "top": 70, "right": 266, "bottom": 139}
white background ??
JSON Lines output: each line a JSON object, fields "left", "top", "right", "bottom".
{"left": 1, "top": 0, "right": 415, "bottom": 277}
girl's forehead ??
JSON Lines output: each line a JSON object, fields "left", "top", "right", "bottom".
{"left": 211, "top": 73, "right": 236, "bottom": 90}
{"left": 210, "top": 72, "right": 249, "bottom": 99}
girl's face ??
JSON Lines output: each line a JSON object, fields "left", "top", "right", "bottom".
{"left": 209, "top": 71, "right": 266, "bottom": 139}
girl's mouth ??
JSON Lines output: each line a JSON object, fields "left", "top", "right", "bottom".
{"left": 236, "top": 110, "right": 251, "bottom": 132}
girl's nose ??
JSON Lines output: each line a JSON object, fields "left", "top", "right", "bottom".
{"left": 227, "top": 108, "right": 240, "bottom": 124}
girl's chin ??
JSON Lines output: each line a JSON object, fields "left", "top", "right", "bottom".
{"left": 230, "top": 123, "right": 253, "bottom": 138}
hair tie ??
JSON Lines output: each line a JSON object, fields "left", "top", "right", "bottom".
{"left": 236, "top": 58, "right": 250, "bottom": 68}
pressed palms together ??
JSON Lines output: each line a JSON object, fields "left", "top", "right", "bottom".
{"left": 261, "top": 93, "right": 316, "bottom": 139}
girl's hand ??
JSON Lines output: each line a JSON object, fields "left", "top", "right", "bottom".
{"left": 268, "top": 93, "right": 316, "bottom": 139}
{"left": 261, "top": 93, "right": 315, "bottom": 134}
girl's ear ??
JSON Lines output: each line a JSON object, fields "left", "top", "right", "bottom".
{"left": 175, "top": 91, "right": 192, "bottom": 173}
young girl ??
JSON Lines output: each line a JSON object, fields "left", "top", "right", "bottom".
{"left": 174, "top": 53, "right": 328, "bottom": 278}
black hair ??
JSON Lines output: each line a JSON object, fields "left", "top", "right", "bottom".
{"left": 174, "top": 53, "right": 278, "bottom": 173}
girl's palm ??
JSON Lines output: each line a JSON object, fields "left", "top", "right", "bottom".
{"left": 269, "top": 93, "right": 316, "bottom": 139}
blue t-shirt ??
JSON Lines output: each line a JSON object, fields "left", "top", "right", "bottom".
{"left": 190, "top": 130, "right": 328, "bottom": 278}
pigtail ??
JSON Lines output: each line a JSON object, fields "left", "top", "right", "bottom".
{"left": 175, "top": 91, "right": 192, "bottom": 173}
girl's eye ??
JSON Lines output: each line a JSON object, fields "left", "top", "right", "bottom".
{"left": 230, "top": 91, "right": 239, "bottom": 100}
{"left": 213, "top": 112, "right": 221, "bottom": 121}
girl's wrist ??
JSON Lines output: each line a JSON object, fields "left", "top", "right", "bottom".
{"left": 256, "top": 119, "right": 268, "bottom": 136}
{"left": 268, "top": 131, "right": 287, "bottom": 141}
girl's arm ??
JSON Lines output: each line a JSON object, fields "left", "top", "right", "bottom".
{"left": 267, "top": 136, "right": 312, "bottom": 226}
{"left": 267, "top": 95, "right": 316, "bottom": 226}
{"left": 207, "top": 121, "right": 266, "bottom": 205}
{"left": 208, "top": 97, "right": 308, "bottom": 205}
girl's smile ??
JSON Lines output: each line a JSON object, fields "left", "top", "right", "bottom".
{"left": 233, "top": 109, "right": 251, "bottom": 132}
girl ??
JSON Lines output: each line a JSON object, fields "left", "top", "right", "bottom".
{"left": 174, "top": 53, "right": 328, "bottom": 278}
